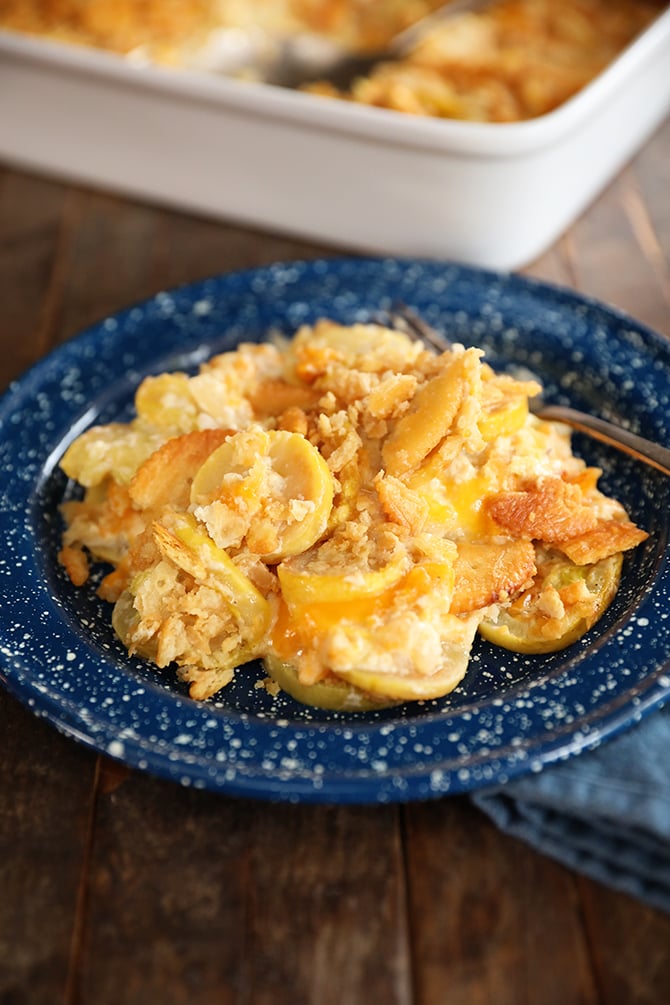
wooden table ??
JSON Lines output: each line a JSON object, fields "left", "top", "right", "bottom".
{"left": 2, "top": 115, "right": 670, "bottom": 1004}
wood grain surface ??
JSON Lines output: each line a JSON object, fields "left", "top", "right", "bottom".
{"left": 1, "top": 113, "right": 670, "bottom": 1005}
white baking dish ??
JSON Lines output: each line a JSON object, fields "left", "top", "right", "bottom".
{"left": 1, "top": 9, "right": 669, "bottom": 270}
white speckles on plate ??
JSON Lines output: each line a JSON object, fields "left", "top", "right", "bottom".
{"left": 1, "top": 257, "right": 669, "bottom": 803}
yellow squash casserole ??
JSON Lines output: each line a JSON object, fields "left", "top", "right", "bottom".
{"left": 58, "top": 320, "right": 648, "bottom": 709}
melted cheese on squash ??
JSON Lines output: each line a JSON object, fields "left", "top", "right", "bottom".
{"left": 58, "top": 319, "right": 647, "bottom": 705}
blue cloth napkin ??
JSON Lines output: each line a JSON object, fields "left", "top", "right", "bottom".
{"left": 472, "top": 703, "right": 670, "bottom": 914}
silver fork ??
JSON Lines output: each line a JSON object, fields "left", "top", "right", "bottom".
{"left": 389, "top": 306, "right": 670, "bottom": 478}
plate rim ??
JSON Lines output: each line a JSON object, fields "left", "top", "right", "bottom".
{"left": 1, "top": 254, "right": 669, "bottom": 803}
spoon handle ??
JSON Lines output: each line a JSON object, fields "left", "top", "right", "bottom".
{"left": 392, "top": 0, "right": 496, "bottom": 54}
{"left": 534, "top": 405, "right": 670, "bottom": 477}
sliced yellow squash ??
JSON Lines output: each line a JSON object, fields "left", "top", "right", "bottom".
{"left": 263, "top": 652, "right": 397, "bottom": 711}
{"left": 60, "top": 424, "right": 163, "bottom": 486}
{"left": 134, "top": 372, "right": 199, "bottom": 432}
{"left": 157, "top": 514, "right": 272, "bottom": 642}
{"left": 332, "top": 612, "right": 480, "bottom": 701}
{"left": 191, "top": 428, "right": 335, "bottom": 561}
{"left": 478, "top": 549, "right": 623, "bottom": 654}
{"left": 112, "top": 588, "right": 157, "bottom": 660}
{"left": 277, "top": 546, "right": 409, "bottom": 607}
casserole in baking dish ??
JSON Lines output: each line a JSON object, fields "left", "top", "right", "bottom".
{"left": 1, "top": 0, "right": 669, "bottom": 267}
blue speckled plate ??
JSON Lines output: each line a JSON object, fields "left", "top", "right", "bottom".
{"left": 1, "top": 257, "right": 669, "bottom": 803}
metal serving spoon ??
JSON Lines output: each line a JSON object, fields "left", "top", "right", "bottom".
{"left": 390, "top": 306, "right": 670, "bottom": 478}
{"left": 195, "top": 0, "right": 493, "bottom": 89}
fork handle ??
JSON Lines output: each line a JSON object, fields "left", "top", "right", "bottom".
{"left": 535, "top": 405, "right": 670, "bottom": 477}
